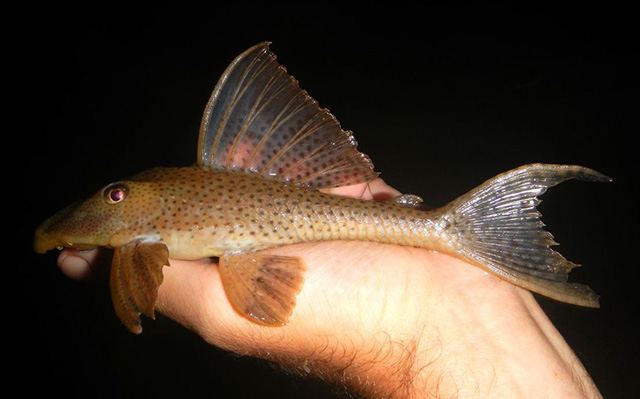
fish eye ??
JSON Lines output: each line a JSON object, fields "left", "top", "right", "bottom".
{"left": 103, "top": 183, "right": 129, "bottom": 204}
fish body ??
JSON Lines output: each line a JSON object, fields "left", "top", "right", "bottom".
{"left": 37, "top": 166, "right": 448, "bottom": 259}
{"left": 34, "top": 43, "right": 610, "bottom": 333}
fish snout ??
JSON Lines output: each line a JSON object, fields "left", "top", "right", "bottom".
{"left": 33, "top": 226, "right": 64, "bottom": 253}
{"left": 33, "top": 202, "right": 106, "bottom": 253}
{"left": 34, "top": 225, "right": 100, "bottom": 253}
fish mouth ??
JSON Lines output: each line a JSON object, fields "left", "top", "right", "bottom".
{"left": 33, "top": 227, "right": 99, "bottom": 254}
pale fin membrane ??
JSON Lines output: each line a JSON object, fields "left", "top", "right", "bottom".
{"left": 110, "top": 241, "right": 169, "bottom": 334}
{"left": 198, "top": 42, "right": 379, "bottom": 189}
{"left": 441, "top": 164, "right": 611, "bottom": 307}
{"left": 392, "top": 193, "right": 424, "bottom": 207}
{"left": 219, "top": 252, "right": 306, "bottom": 325}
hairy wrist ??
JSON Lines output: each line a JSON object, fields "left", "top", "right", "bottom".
{"left": 265, "top": 249, "right": 600, "bottom": 399}
{"left": 159, "top": 243, "right": 600, "bottom": 398}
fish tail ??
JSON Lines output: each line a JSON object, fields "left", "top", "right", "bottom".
{"left": 439, "top": 164, "right": 611, "bottom": 307}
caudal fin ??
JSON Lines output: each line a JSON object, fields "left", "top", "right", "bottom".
{"left": 442, "top": 164, "right": 611, "bottom": 307}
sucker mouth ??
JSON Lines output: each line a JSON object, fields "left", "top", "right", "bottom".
{"left": 33, "top": 231, "right": 65, "bottom": 254}
{"left": 55, "top": 244, "right": 98, "bottom": 251}
{"left": 33, "top": 229, "right": 98, "bottom": 254}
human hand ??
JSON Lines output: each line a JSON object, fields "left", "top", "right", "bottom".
{"left": 58, "top": 179, "right": 601, "bottom": 399}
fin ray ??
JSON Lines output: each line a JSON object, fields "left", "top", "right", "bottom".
{"left": 441, "top": 164, "right": 611, "bottom": 307}
{"left": 198, "top": 42, "right": 378, "bottom": 188}
{"left": 218, "top": 252, "right": 306, "bottom": 325}
{"left": 110, "top": 242, "right": 169, "bottom": 333}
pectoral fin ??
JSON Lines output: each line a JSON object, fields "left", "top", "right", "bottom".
{"left": 110, "top": 241, "right": 170, "bottom": 334}
{"left": 219, "top": 252, "right": 306, "bottom": 325}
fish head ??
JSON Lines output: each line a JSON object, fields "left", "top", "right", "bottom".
{"left": 34, "top": 180, "right": 164, "bottom": 253}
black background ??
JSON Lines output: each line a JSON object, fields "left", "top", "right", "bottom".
{"left": 14, "top": 4, "right": 636, "bottom": 398}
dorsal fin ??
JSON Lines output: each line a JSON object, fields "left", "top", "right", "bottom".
{"left": 197, "top": 42, "right": 379, "bottom": 189}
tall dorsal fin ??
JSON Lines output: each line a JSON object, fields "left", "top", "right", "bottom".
{"left": 197, "top": 42, "right": 379, "bottom": 189}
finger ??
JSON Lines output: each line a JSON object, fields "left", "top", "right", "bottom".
{"left": 320, "top": 182, "right": 371, "bottom": 199}
{"left": 57, "top": 248, "right": 109, "bottom": 281}
{"left": 320, "top": 178, "right": 401, "bottom": 201}
{"left": 368, "top": 178, "right": 402, "bottom": 200}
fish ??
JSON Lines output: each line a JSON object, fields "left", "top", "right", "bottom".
{"left": 34, "top": 42, "right": 611, "bottom": 334}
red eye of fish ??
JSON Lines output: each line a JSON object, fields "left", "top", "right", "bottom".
{"left": 103, "top": 183, "right": 129, "bottom": 204}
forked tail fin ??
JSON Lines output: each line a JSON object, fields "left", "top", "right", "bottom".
{"left": 441, "top": 164, "right": 611, "bottom": 307}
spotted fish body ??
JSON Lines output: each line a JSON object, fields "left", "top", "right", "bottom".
{"left": 105, "top": 167, "right": 449, "bottom": 258}
{"left": 34, "top": 43, "right": 610, "bottom": 333}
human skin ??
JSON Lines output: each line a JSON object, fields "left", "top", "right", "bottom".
{"left": 57, "top": 179, "right": 602, "bottom": 398}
